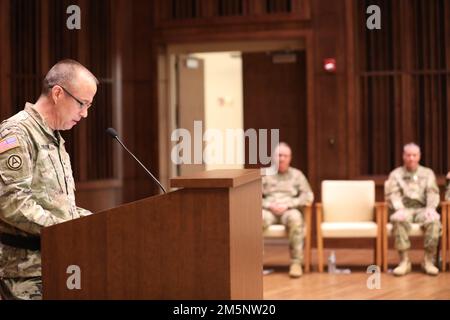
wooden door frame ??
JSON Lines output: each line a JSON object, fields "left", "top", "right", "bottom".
{"left": 157, "top": 31, "right": 315, "bottom": 188}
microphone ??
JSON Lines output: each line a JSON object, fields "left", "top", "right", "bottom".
{"left": 106, "top": 127, "right": 167, "bottom": 194}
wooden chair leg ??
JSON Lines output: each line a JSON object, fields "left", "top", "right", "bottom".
{"left": 304, "top": 227, "right": 311, "bottom": 273}
{"left": 317, "top": 235, "right": 323, "bottom": 273}
{"left": 376, "top": 234, "right": 382, "bottom": 268}
{"left": 447, "top": 203, "right": 450, "bottom": 272}
{"left": 304, "top": 205, "right": 312, "bottom": 273}
{"left": 375, "top": 203, "right": 383, "bottom": 269}
{"left": 316, "top": 204, "right": 324, "bottom": 273}
{"left": 442, "top": 203, "right": 447, "bottom": 272}
{"left": 383, "top": 208, "right": 389, "bottom": 272}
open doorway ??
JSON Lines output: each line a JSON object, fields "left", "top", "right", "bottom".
{"left": 158, "top": 40, "right": 307, "bottom": 186}
{"left": 175, "top": 52, "right": 244, "bottom": 176}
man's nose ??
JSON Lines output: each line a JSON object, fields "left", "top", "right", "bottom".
{"left": 80, "top": 108, "right": 88, "bottom": 118}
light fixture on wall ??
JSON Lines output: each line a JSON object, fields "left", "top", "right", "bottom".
{"left": 185, "top": 57, "right": 200, "bottom": 69}
{"left": 323, "top": 58, "right": 336, "bottom": 73}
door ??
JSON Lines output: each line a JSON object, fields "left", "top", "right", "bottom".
{"left": 176, "top": 55, "right": 205, "bottom": 176}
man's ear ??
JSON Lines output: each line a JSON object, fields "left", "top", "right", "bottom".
{"left": 51, "top": 86, "right": 63, "bottom": 104}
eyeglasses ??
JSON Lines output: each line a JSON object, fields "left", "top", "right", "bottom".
{"left": 51, "top": 85, "right": 92, "bottom": 109}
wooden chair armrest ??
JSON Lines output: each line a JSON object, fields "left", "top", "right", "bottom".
{"left": 303, "top": 203, "right": 312, "bottom": 216}
{"left": 374, "top": 202, "right": 385, "bottom": 225}
{"left": 315, "top": 202, "right": 323, "bottom": 224}
{"left": 375, "top": 202, "right": 385, "bottom": 209}
{"left": 440, "top": 201, "right": 448, "bottom": 221}
{"left": 303, "top": 203, "right": 312, "bottom": 240}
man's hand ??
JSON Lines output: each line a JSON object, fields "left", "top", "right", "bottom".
{"left": 269, "top": 203, "right": 289, "bottom": 216}
{"left": 446, "top": 171, "right": 450, "bottom": 180}
{"left": 391, "top": 209, "right": 407, "bottom": 221}
{"left": 424, "top": 208, "right": 440, "bottom": 223}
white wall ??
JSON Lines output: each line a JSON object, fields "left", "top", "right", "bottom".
{"left": 193, "top": 52, "right": 244, "bottom": 170}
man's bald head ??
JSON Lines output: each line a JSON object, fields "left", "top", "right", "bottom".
{"left": 35, "top": 59, "right": 98, "bottom": 131}
{"left": 403, "top": 142, "right": 421, "bottom": 172}
{"left": 41, "top": 59, "right": 99, "bottom": 96}
{"left": 274, "top": 142, "right": 292, "bottom": 173}
{"left": 403, "top": 142, "right": 421, "bottom": 154}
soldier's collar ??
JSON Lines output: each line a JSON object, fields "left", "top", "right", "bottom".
{"left": 404, "top": 166, "right": 420, "bottom": 173}
{"left": 55, "top": 131, "right": 66, "bottom": 145}
{"left": 24, "top": 102, "right": 59, "bottom": 143}
{"left": 403, "top": 166, "right": 420, "bottom": 177}
{"left": 277, "top": 167, "right": 292, "bottom": 177}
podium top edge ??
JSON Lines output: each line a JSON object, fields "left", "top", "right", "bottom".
{"left": 169, "top": 169, "right": 261, "bottom": 188}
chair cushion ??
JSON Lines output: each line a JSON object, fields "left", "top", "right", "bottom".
{"left": 322, "top": 180, "right": 375, "bottom": 222}
{"left": 264, "top": 225, "right": 287, "bottom": 237}
{"left": 386, "top": 223, "right": 424, "bottom": 237}
{"left": 263, "top": 224, "right": 308, "bottom": 238}
{"left": 321, "top": 221, "right": 378, "bottom": 238}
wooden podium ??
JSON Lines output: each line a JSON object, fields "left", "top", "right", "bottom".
{"left": 42, "top": 169, "right": 263, "bottom": 299}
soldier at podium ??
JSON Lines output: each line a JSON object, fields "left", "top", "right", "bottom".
{"left": 262, "top": 142, "right": 314, "bottom": 278}
{"left": 0, "top": 59, "right": 98, "bottom": 300}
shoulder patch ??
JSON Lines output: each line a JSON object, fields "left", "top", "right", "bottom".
{"left": 7, "top": 154, "right": 23, "bottom": 170}
{"left": 0, "top": 135, "right": 20, "bottom": 154}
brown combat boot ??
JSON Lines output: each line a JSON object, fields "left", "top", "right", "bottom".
{"left": 422, "top": 251, "right": 439, "bottom": 276}
{"left": 289, "top": 262, "right": 303, "bottom": 278}
{"left": 393, "top": 251, "right": 411, "bottom": 276}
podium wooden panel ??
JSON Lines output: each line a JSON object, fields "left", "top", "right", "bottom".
{"left": 42, "top": 169, "right": 263, "bottom": 299}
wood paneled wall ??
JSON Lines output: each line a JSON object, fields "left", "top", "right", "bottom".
{"left": 356, "top": 0, "right": 450, "bottom": 176}
{"left": 115, "top": 0, "right": 161, "bottom": 203}
{"left": 242, "top": 51, "right": 308, "bottom": 171}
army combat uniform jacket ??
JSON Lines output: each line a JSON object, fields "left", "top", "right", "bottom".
{"left": 262, "top": 167, "right": 314, "bottom": 210}
{"left": 0, "top": 103, "right": 91, "bottom": 278}
{"left": 385, "top": 165, "right": 440, "bottom": 212}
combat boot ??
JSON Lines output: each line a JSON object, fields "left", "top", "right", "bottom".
{"left": 393, "top": 251, "right": 411, "bottom": 276}
{"left": 422, "top": 251, "right": 439, "bottom": 276}
{"left": 289, "top": 262, "right": 302, "bottom": 278}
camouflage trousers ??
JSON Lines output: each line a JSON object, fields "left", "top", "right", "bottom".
{"left": 0, "top": 277, "right": 42, "bottom": 300}
{"left": 390, "top": 208, "right": 441, "bottom": 253}
{"left": 263, "top": 209, "right": 304, "bottom": 263}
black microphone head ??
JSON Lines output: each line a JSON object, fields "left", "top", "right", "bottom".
{"left": 106, "top": 127, "right": 118, "bottom": 138}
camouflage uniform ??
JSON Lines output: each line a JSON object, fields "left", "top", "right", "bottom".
{"left": 0, "top": 103, "right": 91, "bottom": 300}
{"left": 385, "top": 166, "right": 441, "bottom": 253}
{"left": 262, "top": 167, "right": 314, "bottom": 264}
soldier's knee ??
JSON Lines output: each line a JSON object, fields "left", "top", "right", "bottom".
{"left": 262, "top": 209, "right": 274, "bottom": 224}
{"left": 426, "top": 212, "right": 440, "bottom": 223}
{"left": 424, "top": 220, "right": 441, "bottom": 234}
{"left": 287, "top": 222, "right": 303, "bottom": 231}
{"left": 285, "top": 209, "right": 302, "bottom": 223}
{"left": 391, "top": 220, "right": 410, "bottom": 232}
{"left": 390, "top": 210, "right": 408, "bottom": 222}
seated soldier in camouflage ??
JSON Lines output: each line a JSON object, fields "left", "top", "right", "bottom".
{"left": 262, "top": 142, "right": 314, "bottom": 278}
{"left": 0, "top": 59, "right": 98, "bottom": 299}
{"left": 385, "top": 143, "right": 441, "bottom": 276}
